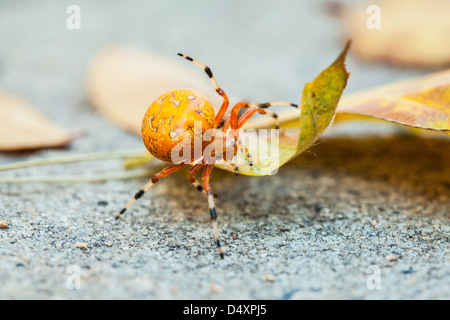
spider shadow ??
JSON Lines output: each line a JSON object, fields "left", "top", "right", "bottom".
{"left": 161, "top": 134, "right": 450, "bottom": 223}
{"left": 198, "top": 134, "right": 450, "bottom": 220}
{"left": 300, "top": 135, "right": 450, "bottom": 194}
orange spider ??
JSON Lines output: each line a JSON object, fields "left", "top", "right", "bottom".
{"left": 116, "top": 53, "right": 298, "bottom": 258}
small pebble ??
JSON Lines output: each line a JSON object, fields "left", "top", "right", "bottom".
{"left": 371, "top": 219, "right": 378, "bottom": 227}
{"left": 210, "top": 283, "right": 223, "bottom": 293}
{"left": 0, "top": 221, "right": 8, "bottom": 228}
{"left": 104, "top": 241, "right": 113, "bottom": 247}
{"left": 262, "top": 274, "right": 276, "bottom": 282}
{"left": 386, "top": 254, "right": 398, "bottom": 262}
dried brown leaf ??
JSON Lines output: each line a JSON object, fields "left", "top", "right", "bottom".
{"left": 0, "top": 92, "right": 73, "bottom": 151}
{"left": 337, "top": 69, "right": 450, "bottom": 133}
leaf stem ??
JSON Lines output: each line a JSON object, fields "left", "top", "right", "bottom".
{"left": 0, "top": 169, "right": 153, "bottom": 184}
{"left": 0, "top": 149, "right": 148, "bottom": 172}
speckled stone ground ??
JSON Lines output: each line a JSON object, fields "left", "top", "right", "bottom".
{"left": 0, "top": 0, "right": 448, "bottom": 300}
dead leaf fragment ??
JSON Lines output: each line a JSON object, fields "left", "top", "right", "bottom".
{"left": 75, "top": 243, "right": 89, "bottom": 250}
{"left": 0, "top": 221, "right": 8, "bottom": 228}
{"left": 337, "top": 69, "right": 450, "bottom": 133}
{"left": 210, "top": 283, "right": 223, "bottom": 294}
{"left": 0, "top": 92, "right": 73, "bottom": 151}
{"left": 87, "top": 46, "right": 223, "bottom": 135}
{"left": 339, "top": 0, "right": 450, "bottom": 67}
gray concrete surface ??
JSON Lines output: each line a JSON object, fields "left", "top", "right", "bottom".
{"left": 0, "top": 0, "right": 449, "bottom": 299}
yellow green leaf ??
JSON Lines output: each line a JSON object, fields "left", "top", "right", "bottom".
{"left": 337, "top": 0, "right": 450, "bottom": 68}
{"left": 295, "top": 41, "right": 351, "bottom": 155}
{"left": 214, "top": 41, "right": 350, "bottom": 175}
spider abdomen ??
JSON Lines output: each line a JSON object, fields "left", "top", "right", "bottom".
{"left": 141, "top": 89, "right": 215, "bottom": 163}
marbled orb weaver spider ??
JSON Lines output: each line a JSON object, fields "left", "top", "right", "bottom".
{"left": 116, "top": 53, "right": 299, "bottom": 259}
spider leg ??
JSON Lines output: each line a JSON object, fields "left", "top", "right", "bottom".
{"left": 224, "top": 101, "right": 297, "bottom": 171}
{"left": 226, "top": 102, "right": 249, "bottom": 134}
{"left": 177, "top": 53, "right": 230, "bottom": 128}
{"left": 248, "top": 101, "right": 298, "bottom": 129}
{"left": 236, "top": 108, "right": 276, "bottom": 129}
{"left": 188, "top": 163, "right": 205, "bottom": 192}
{"left": 230, "top": 162, "right": 240, "bottom": 175}
{"left": 221, "top": 103, "right": 257, "bottom": 175}
{"left": 227, "top": 102, "right": 298, "bottom": 130}
{"left": 116, "top": 163, "right": 187, "bottom": 220}
{"left": 202, "top": 164, "right": 224, "bottom": 259}
{"left": 249, "top": 101, "right": 299, "bottom": 110}
{"left": 220, "top": 114, "right": 231, "bottom": 131}
{"left": 227, "top": 143, "right": 253, "bottom": 175}
{"left": 188, "top": 163, "right": 219, "bottom": 198}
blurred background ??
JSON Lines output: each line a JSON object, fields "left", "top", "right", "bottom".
{"left": 0, "top": 0, "right": 430, "bottom": 145}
